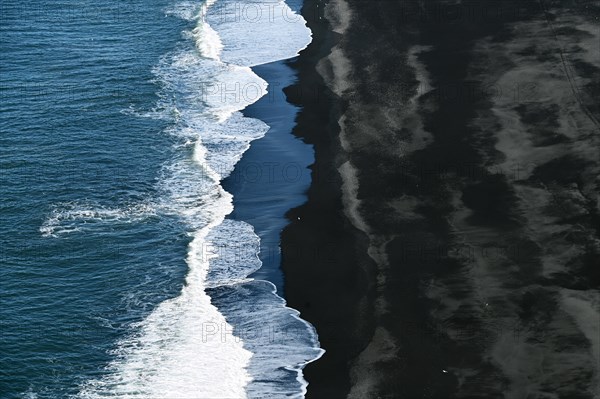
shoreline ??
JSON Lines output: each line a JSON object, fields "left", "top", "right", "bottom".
{"left": 218, "top": 1, "right": 373, "bottom": 395}
{"left": 217, "top": 24, "right": 326, "bottom": 397}
{"left": 217, "top": 0, "right": 372, "bottom": 394}
{"left": 214, "top": 58, "right": 325, "bottom": 398}
{"left": 223, "top": 59, "right": 314, "bottom": 293}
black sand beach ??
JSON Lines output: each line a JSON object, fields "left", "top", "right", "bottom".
{"left": 282, "top": 0, "right": 600, "bottom": 397}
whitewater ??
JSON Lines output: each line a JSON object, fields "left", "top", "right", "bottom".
{"left": 61, "top": 0, "right": 324, "bottom": 397}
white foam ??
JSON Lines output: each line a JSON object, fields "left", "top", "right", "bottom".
{"left": 223, "top": 280, "right": 324, "bottom": 398}
{"left": 193, "top": 0, "right": 224, "bottom": 60}
{"left": 175, "top": 112, "right": 269, "bottom": 179}
{"left": 40, "top": 201, "right": 157, "bottom": 237}
{"left": 155, "top": 49, "right": 268, "bottom": 122}
{"left": 205, "top": 219, "right": 262, "bottom": 287}
{"left": 75, "top": 0, "right": 321, "bottom": 396}
{"left": 206, "top": 0, "right": 312, "bottom": 67}
{"left": 205, "top": 221, "right": 325, "bottom": 397}
{"left": 78, "top": 223, "right": 253, "bottom": 399}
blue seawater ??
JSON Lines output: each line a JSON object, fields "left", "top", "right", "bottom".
{"left": 0, "top": 1, "right": 321, "bottom": 398}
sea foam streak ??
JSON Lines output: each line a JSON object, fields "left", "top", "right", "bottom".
{"left": 77, "top": 0, "right": 321, "bottom": 397}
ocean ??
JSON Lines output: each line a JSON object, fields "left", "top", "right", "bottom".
{"left": 0, "top": 0, "right": 322, "bottom": 397}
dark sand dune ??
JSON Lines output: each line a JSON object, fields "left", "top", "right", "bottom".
{"left": 284, "top": 0, "right": 600, "bottom": 397}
